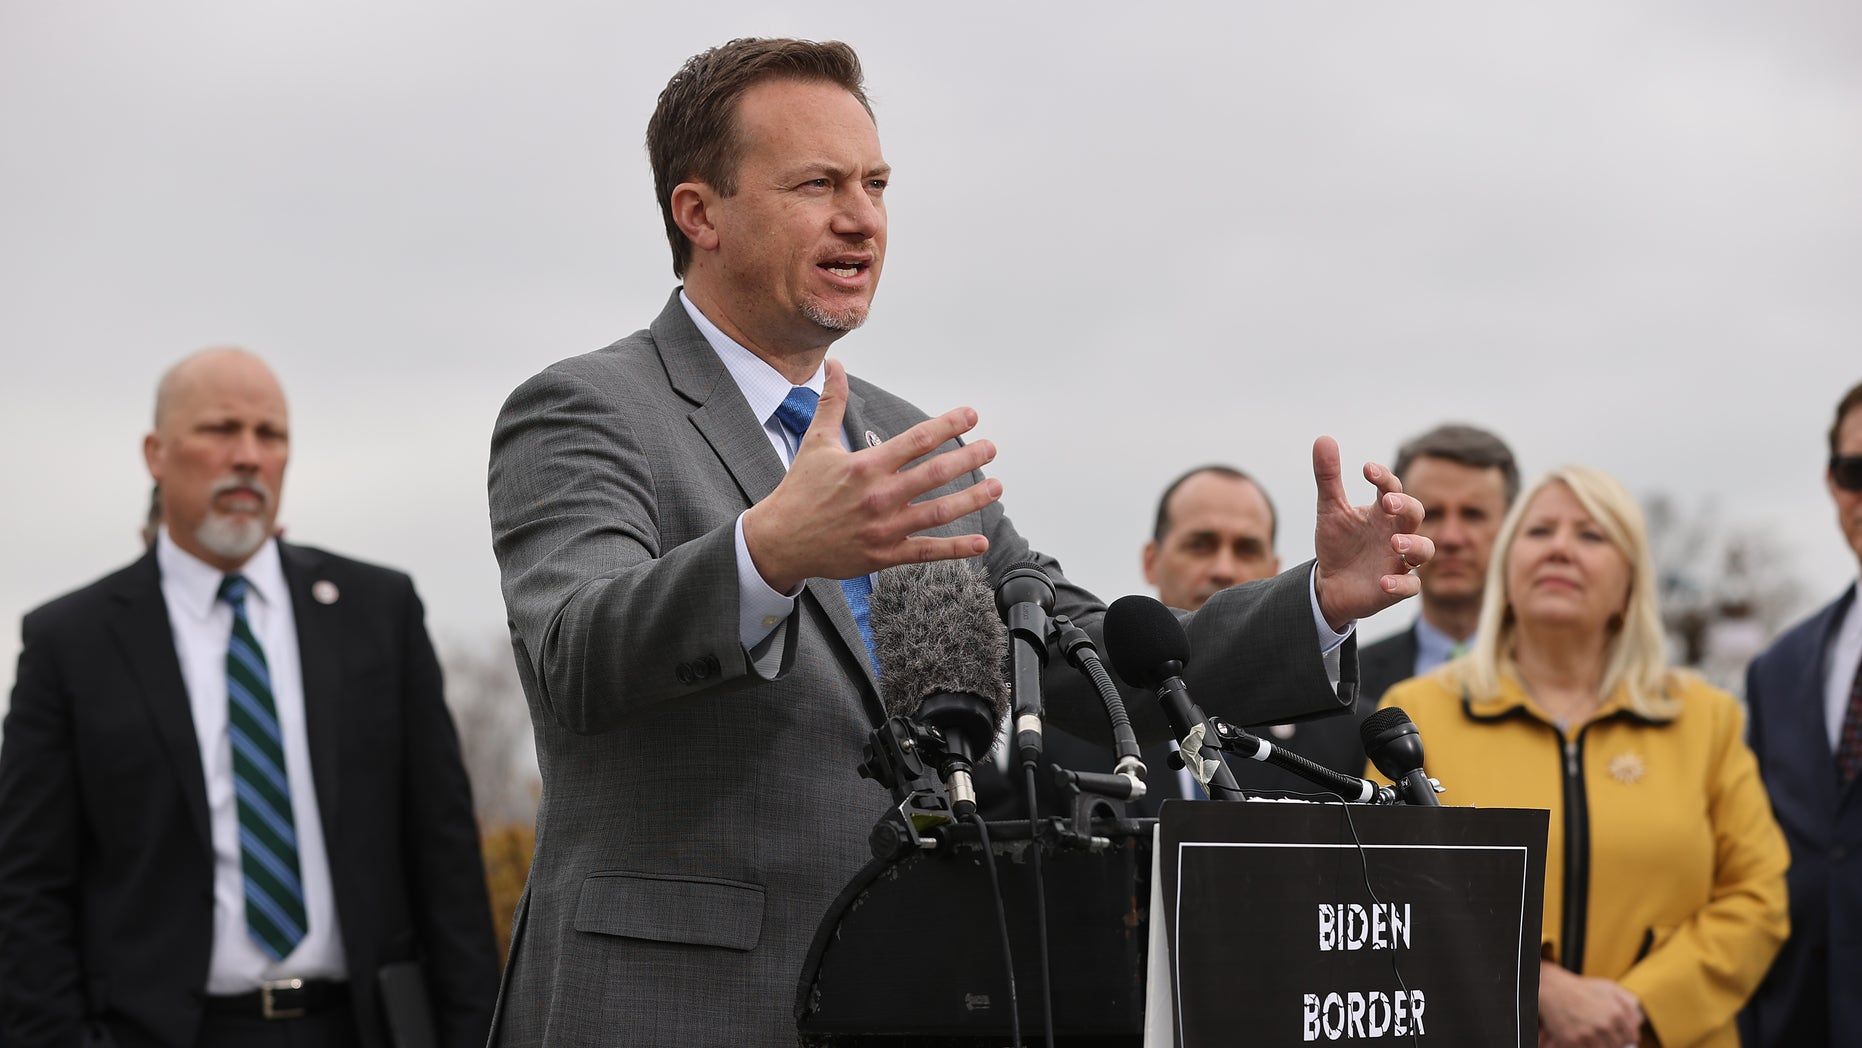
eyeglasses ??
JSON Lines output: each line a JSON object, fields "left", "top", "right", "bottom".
{"left": 1832, "top": 455, "right": 1862, "bottom": 492}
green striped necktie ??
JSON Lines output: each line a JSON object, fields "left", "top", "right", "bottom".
{"left": 218, "top": 574, "right": 308, "bottom": 961}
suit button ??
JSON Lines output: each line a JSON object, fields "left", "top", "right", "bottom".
{"left": 676, "top": 663, "right": 694, "bottom": 684}
{"left": 702, "top": 655, "right": 720, "bottom": 676}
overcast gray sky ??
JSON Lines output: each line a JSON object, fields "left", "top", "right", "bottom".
{"left": 3, "top": 2, "right": 1859, "bottom": 709}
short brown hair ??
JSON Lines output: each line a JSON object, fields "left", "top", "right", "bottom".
{"left": 1392, "top": 423, "right": 1521, "bottom": 505}
{"left": 646, "top": 38, "right": 871, "bottom": 278}
{"left": 1830, "top": 381, "right": 1862, "bottom": 458}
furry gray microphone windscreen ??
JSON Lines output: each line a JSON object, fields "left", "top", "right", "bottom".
{"left": 870, "top": 558, "right": 1010, "bottom": 761}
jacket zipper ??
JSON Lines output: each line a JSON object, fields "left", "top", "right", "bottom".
{"left": 1558, "top": 729, "right": 1591, "bottom": 972}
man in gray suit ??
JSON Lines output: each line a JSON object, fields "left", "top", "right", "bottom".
{"left": 485, "top": 38, "right": 1436, "bottom": 1046}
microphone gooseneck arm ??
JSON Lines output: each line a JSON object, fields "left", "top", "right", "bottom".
{"left": 1049, "top": 614, "right": 1146, "bottom": 794}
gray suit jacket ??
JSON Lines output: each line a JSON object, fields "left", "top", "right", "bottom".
{"left": 484, "top": 291, "right": 1345, "bottom": 1046}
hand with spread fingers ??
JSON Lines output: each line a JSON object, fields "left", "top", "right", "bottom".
{"left": 1310, "top": 435, "right": 1433, "bottom": 631}
{"left": 742, "top": 359, "right": 1003, "bottom": 593}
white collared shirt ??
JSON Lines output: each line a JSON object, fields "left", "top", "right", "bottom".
{"left": 156, "top": 530, "right": 346, "bottom": 993}
{"left": 1826, "top": 577, "right": 1862, "bottom": 752}
{"left": 680, "top": 291, "right": 854, "bottom": 651}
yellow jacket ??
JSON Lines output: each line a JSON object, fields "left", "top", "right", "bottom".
{"left": 1377, "top": 668, "right": 1788, "bottom": 1048}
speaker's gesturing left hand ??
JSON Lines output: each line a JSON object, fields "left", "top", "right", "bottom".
{"left": 1311, "top": 436, "right": 1433, "bottom": 632}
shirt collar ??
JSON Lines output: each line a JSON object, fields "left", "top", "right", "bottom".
{"left": 679, "top": 290, "right": 825, "bottom": 426}
{"left": 155, "top": 527, "right": 285, "bottom": 620}
{"left": 1412, "top": 614, "right": 1468, "bottom": 664}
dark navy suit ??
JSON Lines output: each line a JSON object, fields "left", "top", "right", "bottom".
{"left": 1740, "top": 585, "right": 1862, "bottom": 1046}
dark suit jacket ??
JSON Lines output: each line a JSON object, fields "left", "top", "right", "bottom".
{"left": 0, "top": 543, "right": 499, "bottom": 1048}
{"left": 483, "top": 291, "right": 1350, "bottom": 1046}
{"left": 1358, "top": 622, "right": 1419, "bottom": 711}
{"left": 1739, "top": 584, "right": 1862, "bottom": 1045}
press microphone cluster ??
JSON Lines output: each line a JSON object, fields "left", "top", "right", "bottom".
{"left": 870, "top": 559, "right": 1011, "bottom": 820}
{"left": 997, "top": 561, "right": 1149, "bottom": 804}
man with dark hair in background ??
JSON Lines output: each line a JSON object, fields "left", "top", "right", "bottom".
{"left": 1140, "top": 465, "right": 1372, "bottom": 797}
{"left": 1740, "top": 380, "right": 1862, "bottom": 1046}
{"left": 1359, "top": 424, "right": 1519, "bottom": 705}
{"left": 486, "top": 38, "right": 1434, "bottom": 1045}
{"left": 0, "top": 349, "right": 498, "bottom": 1047}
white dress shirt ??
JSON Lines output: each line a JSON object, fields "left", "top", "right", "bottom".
{"left": 1826, "top": 577, "right": 1862, "bottom": 753}
{"left": 157, "top": 529, "right": 346, "bottom": 993}
{"left": 677, "top": 292, "right": 1353, "bottom": 662}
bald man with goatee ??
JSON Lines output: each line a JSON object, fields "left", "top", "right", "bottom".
{"left": 0, "top": 349, "right": 498, "bottom": 1048}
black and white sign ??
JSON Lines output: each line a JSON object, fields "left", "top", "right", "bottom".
{"left": 1154, "top": 802, "right": 1547, "bottom": 1047}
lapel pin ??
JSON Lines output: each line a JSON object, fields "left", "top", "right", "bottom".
{"left": 1608, "top": 751, "right": 1645, "bottom": 785}
{"left": 312, "top": 580, "right": 340, "bottom": 605}
{"left": 865, "top": 430, "right": 882, "bottom": 448}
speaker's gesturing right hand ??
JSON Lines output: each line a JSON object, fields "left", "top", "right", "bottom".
{"left": 741, "top": 359, "right": 1002, "bottom": 594}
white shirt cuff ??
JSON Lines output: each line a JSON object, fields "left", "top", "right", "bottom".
{"left": 735, "top": 512, "right": 799, "bottom": 650}
{"left": 1309, "top": 564, "right": 1354, "bottom": 654}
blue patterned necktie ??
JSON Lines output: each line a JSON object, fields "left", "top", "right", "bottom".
{"left": 219, "top": 575, "right": 308, "bottom": 960}
{"left": 771, "top": 386, "right": 878, "bottom": 673}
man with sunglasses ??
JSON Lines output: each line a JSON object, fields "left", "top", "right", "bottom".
{"left": 1740, "top": 380, "right": 1862, "bottom": 1047}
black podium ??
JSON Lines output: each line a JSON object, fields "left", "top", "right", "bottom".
{"left": 796, "top": 802, "right": 1547, "bottom": 1047}
{"left": 796, "top": 817, "right": 1154, "bottom": 1046}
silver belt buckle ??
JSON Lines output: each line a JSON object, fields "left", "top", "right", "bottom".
{"left": 260, "top": 978, "right": 305, "bottom": 1020}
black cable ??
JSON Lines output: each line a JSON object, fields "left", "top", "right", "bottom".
{"left": 1024, "top": 763, "right": 1056, "bottom": 1048}
{"left": 1332, "top": 797, "right": 1422, "bottom": 1047}
{"left": 967, "top": 812, "right": 1022, "bottom": 1048}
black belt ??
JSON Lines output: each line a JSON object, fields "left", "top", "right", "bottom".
{"left": 205, "top": 978, "right": 348, "bottom": 1020}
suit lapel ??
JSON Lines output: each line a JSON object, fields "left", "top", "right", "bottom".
{"left": 280, "top": 544, "right": 345, "bottom": 848}
{"left": 109, "top": 553, "right": 212, "bottom": 849}
{"left": 657, "top": 293, "right": 788, "bottom": 510}
{"left": 653, "top": 291, "right": 884, "bottom": 720}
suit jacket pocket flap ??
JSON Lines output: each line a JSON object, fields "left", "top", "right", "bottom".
{"left": 573, "top": 871, "right": 765, "bottom": 951}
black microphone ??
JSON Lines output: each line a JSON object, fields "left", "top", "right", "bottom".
{"left": 1208, "top": 722, "right": 1384, "bottom": 803}
{"left": 995, "top": 562, "right": 1054, "bottom": 766}
{"left": 872, "top": 560, "right": 1011, "bottom": 820}
{"left": 1102, "top": 595, "right": 1244, "bottom": 802}
{"left": 1360, "top": 707, "right": 1441, "bottom": 807}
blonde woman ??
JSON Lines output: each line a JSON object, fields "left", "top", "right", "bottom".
{"left": 1377, "top": 467, "right": 1788, "bottom": 1048}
